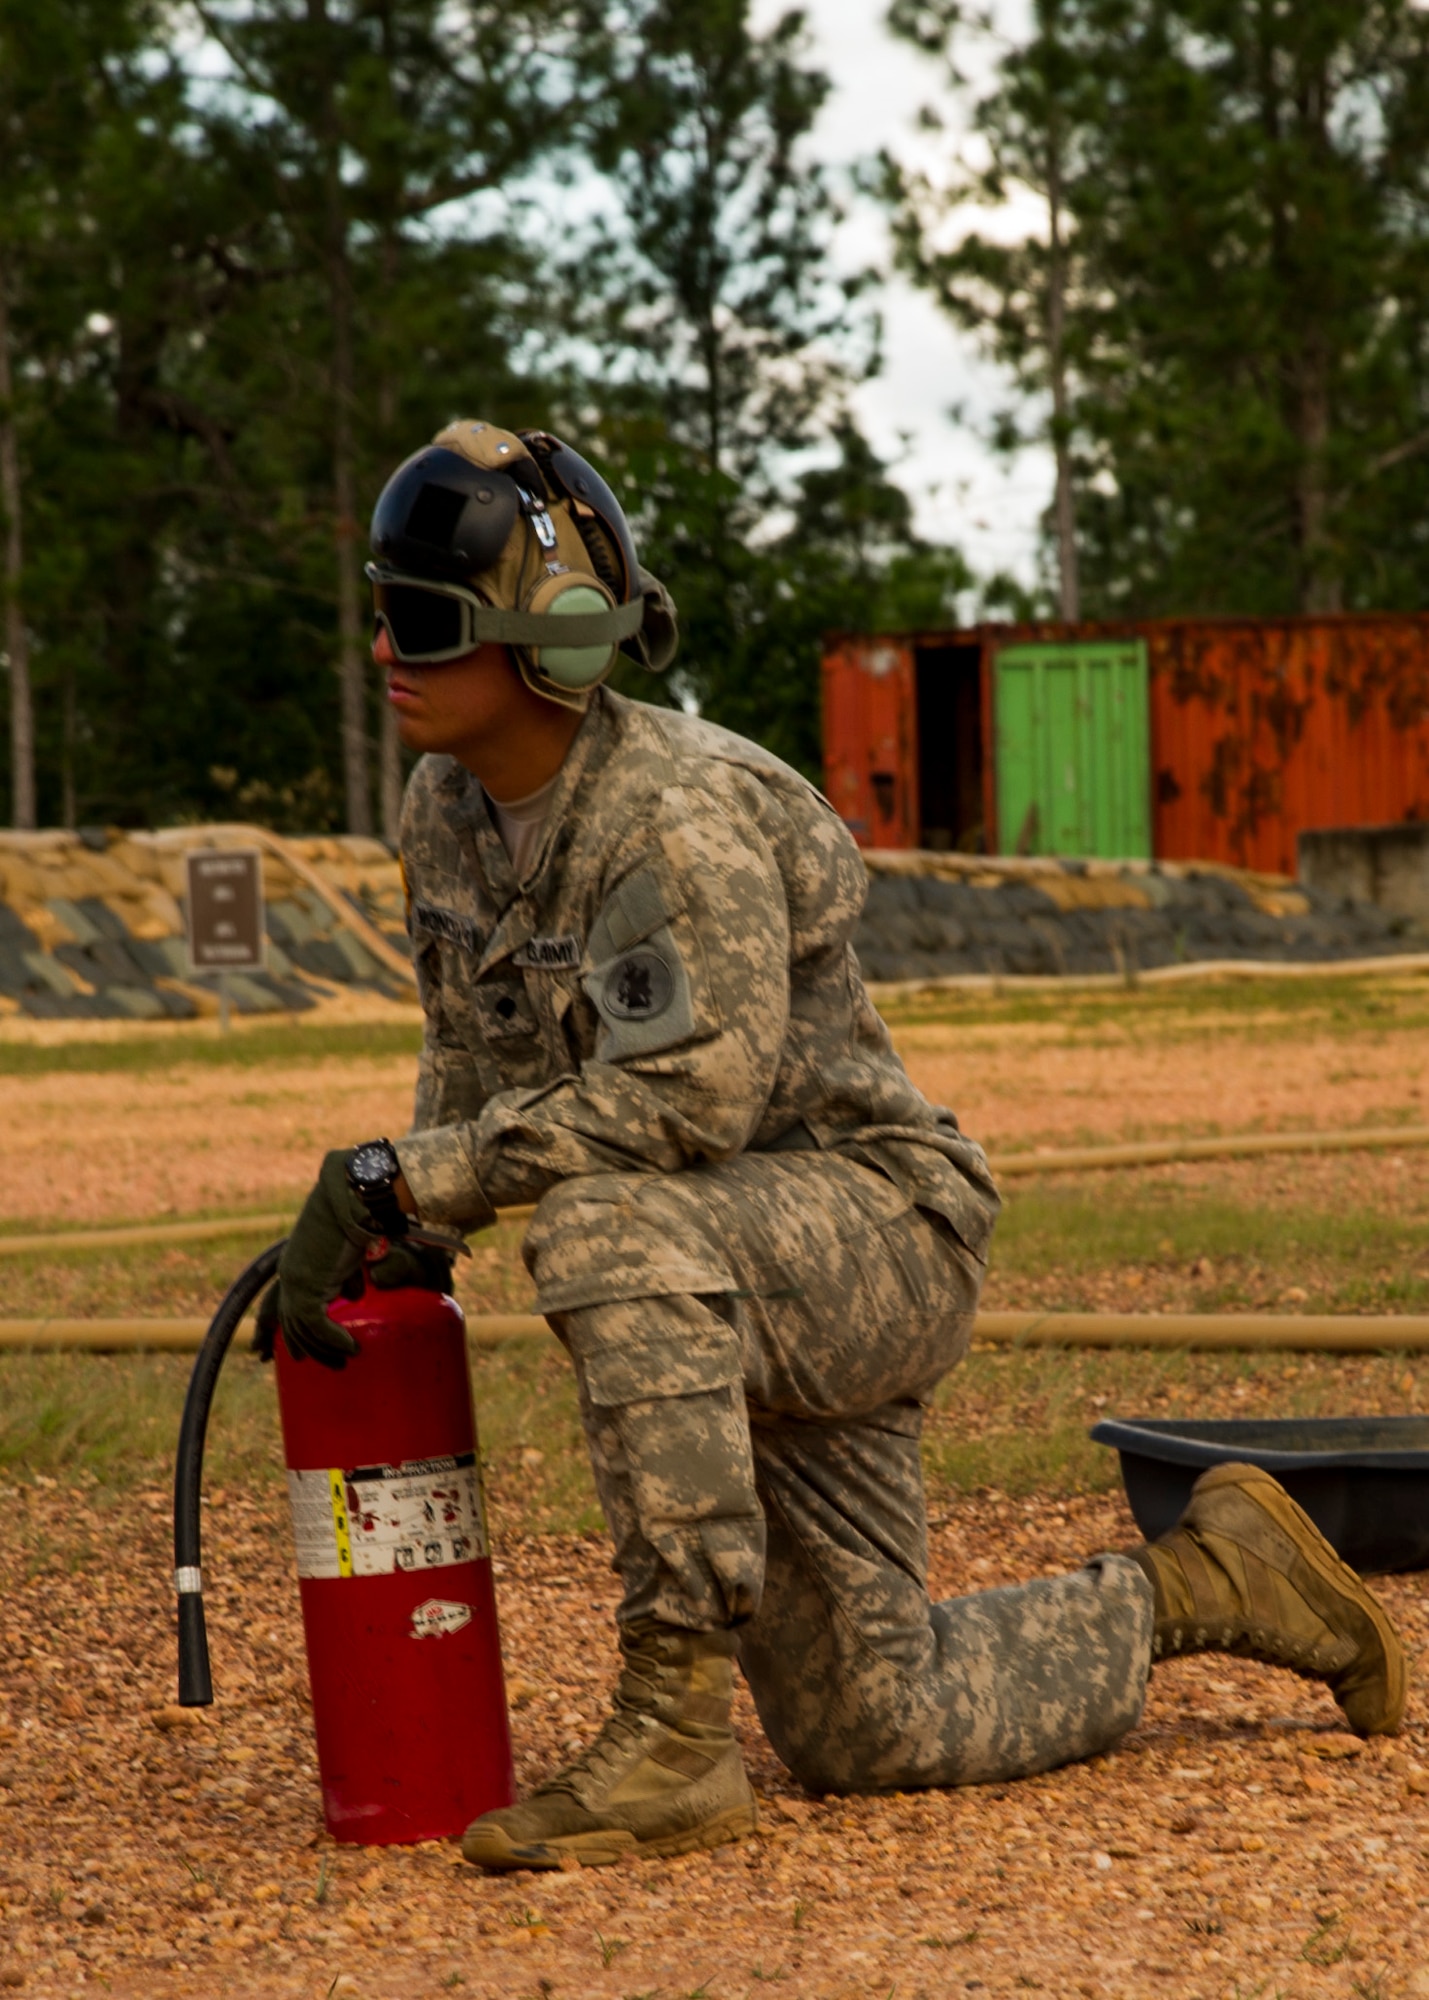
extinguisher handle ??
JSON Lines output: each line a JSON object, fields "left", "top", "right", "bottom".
{"left": 173, "top": 1239, "right": 287, "bottom": 1706}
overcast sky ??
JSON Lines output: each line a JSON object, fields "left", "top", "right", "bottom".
{"left": 753, "top": 0, "right": 1048, "bottom": 587}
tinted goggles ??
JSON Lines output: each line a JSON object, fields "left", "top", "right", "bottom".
{"left": 368, "top": 561, "right": 644, "bottom": 666}
{"left": 368, "top": 566, "right": 490, "bottom": 664}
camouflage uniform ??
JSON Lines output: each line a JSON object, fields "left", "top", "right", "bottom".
{"left": 395, "top": 690, "right": 1154, "bottom": 1792}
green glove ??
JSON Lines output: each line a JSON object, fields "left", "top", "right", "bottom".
{"left": 251, "top": 1174, "right": 468, "bottom": 1366}
{"left": 367, "top": 1237, "right": 456, "bottom": 1293}
{"left": 267, "top": 1149, "right": 379, "bottom": 1368}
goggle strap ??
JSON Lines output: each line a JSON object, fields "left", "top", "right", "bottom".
{"left": 466, "top": 598, "right": 644, "bottom": 648}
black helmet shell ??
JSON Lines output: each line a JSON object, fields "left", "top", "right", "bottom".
{"left": 518, "top": 431, "right": 641, "bottom": 607}
{"left": 369, "top": 446, "right": 521, "bottom": 582}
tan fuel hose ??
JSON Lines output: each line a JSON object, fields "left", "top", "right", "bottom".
{"left": 0, "top": 1215, "right": 298, "bottom": 1258}
{"left": 5, "top": 1309, "right": 1429, "bottom": 1354}
{"left": 867, "top": 951, "right": 1429, "bottom": 1000}
{"left": 0, "top": 1205, "right": 540, "bottom": 1259}
{"left": 0, "top": 1313, "right": 549, "bottom": 1352}
{"left": 992, "top": 1123, "right": 1429, "bottom": 1176}
{"left": 5, "top": 1120, "right": 1427, "bottom": 1261}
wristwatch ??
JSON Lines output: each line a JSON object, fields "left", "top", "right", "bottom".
{"left": 346, "top": 1137, "right": 409, "bottom": 1239}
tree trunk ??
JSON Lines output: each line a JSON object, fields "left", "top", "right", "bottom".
{"left": 61, "top": 665, "right": 76, "bottom": 830}
{"left": 1273, "top": 35, "right": 1339, "bottom": 615}
{"left": 0, "top": 260, "right": 36, "bottom": 829}
{"left": 313, "top": 0, "right": 371, "bottom": 836}
{"left": 332, "top": 280, "right": 371, "bottom": 836}
{"left": 1045, "top": 111, "right": 1080, "bottom": 624}
{"left": 376, "top": 210, "right": 402, "bottom": 845}
{"left": 1295, "top": 329, "right": 1340, "bottom": 615}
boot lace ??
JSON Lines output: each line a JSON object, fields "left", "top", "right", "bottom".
{"left": 532, "top": 1629, "right": 670, "bottom": 1800}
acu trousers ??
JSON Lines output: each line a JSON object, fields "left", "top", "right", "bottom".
{"left": 525, "top": 1151, "right": 1153, "bottom": 1794}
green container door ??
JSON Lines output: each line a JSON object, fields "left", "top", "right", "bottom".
{"left": 994, "top": 640, "right": 1151, "bottom": 858}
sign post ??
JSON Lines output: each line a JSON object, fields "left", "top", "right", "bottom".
{"left": 184, "top": 849, "right": 266, "bottom": 1032}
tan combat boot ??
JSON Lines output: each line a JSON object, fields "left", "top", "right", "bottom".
{"left": 462, "top": 1619, "right": 757, "bottom": 1870}
{"left": 1128, "top": 1462, "right": 1406, "bottom": 1737}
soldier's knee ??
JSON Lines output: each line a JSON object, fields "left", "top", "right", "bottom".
{"left": 526, "top": 1172, "right": 732, "bottom": 1309}
{"left": 775, "top": 1727, "right": 867, "bottom": 1796}
{"left": 738, "top": 1661, "right": 876, "bottom": 1795}
{"left": 525, "top": 1173, "right": 632, "bottom": 1282}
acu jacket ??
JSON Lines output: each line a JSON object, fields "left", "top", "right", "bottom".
{"left": 393, "top": 689, "right": 998, "bottom": 1278}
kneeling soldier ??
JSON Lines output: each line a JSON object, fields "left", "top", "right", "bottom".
{"left": 273, "top": 420, "right": 1405, "bottom": 1870}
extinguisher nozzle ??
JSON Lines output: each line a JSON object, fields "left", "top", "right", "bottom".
{"left": 177, "top": 1593, "right": 214, "bottom": 1707}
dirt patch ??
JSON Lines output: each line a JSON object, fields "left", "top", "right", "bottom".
{"left": 895, "top": 1018, "right": 1429, "bottom": 1153}
{"left": 1, "top": 1483, "right": 1425, "bottom": 2000}
{"left": 8, "top": 1009, "right": 1429, "bottom": 1232}
{"left": 0, "top": 1059, "right": 415, "bottom": 1228}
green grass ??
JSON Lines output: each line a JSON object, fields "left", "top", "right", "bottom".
{"left": 6, "top": 1179, "right": 1426, "bottom": 1317}
{"left": 921, "top": 1346, "right": 1426, "bottom": 1499}
{"left": 0, "top": 1018, "right": 422, "bottom": 1077}
{"left": 3, "top": 1336, "right": 1423, "bottom": 1530}
{"left": 4, "top": 1170, "right": 1429, "bottom": 1527}
{"left": 0, "top": 1235, "right": 297, "bottom": 1318}
{"left": 0, "top": 1348, "right": 283, "bottom": 1492}
{"left": 992, "top": 1183, "right": 1429, "bottom": 1311}
{"left": 0, "top": 1216, "right": 536, "bottom": 1318}
{"left": 881, "top": 969, "right": 1429, "bottom": 1045}
{"left": 0, "top": 1335, "right": 599, "bottom": 1536}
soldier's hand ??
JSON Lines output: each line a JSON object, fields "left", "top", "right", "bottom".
{"left": 265, "top": 1150, "right": 379, "bottom": 1367}
{"left": 367, "top": 1222, "right": 468, "bottom": 1295}
{"left": 367, "top": 1237, "right": 456, "bottom": 1294}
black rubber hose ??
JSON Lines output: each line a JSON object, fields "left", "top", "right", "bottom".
{"left": 173, "top": 1241, "right": 286, "bottom": 1706}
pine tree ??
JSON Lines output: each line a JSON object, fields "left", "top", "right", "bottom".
{"left": 1070, "top": 0, "right": 1429, "bottom": 616}
{"left": 191, "top": 0, "right": 595, "bottom": 833}
{"left": 0, "top": 0, "right": 142, "bottom": 827}
{"left": 888, "top": 0, "right": 1429, "bottom": 619}
{"left": 886, "top": 0, "right": 1098, "bottom": 621}
{"left": 580, "top": 0, "right": 889, "bottom": 764}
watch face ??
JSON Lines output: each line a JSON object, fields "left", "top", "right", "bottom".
{"left": 351, "top": 1141, "right": 397, "bottom": 1191}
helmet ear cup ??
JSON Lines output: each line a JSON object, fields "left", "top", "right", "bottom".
{"left": 519, "top": 573, "right": 617, "bottom": 689}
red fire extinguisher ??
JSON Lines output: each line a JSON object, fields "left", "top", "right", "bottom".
{"left": 173, "top": 1243, "right": 515, "bottom": 1845}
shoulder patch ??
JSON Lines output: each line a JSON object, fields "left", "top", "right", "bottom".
{"left": 605, "top": 867, "right": 673, "bottom": 953}
{"left": 604, "top": 947, "right": 674, "bottom": 1020}
{"left": 583, "top": 923, "right": 698, "bottom": 1060}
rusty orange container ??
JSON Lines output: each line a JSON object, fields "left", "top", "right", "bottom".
{"left": 822, "top": 614, "right": 1429, "bottom": 869}
{"left": 821, "top": 633, "right": 987, "bottom": 852}
{"left": 819, "top": 637, "right": 921, "bottom": 848}
{"left": 1144, "top": 615, "right": 1429, "bottom": 874}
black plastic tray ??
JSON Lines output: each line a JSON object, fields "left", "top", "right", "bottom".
{"left": 1089, "top": 1416, "right": 1429, "bottom": 1573}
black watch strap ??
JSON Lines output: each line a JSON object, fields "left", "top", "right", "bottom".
{"left": 347, "top": 1138, "right": 409, "bottom": 1238}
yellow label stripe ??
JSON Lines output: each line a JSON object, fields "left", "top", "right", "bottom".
{"left": 328, "top": 1468, "right": 353, "bottom": 1577}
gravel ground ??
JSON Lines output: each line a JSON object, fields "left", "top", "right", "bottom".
{"left": 1, "top": 1482, "right": 1426, "bottom": 2000}
{"left": 6, "top": 992, "right": 1429, "bottom": 1997}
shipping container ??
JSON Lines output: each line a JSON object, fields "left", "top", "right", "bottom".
{"left": 994, "top": 639, "right": 1151, "bottom": 859}
{"left": 821, "top": 635, "right": 984, "bottom": 852}
{"left": 821, "top": 613, "right": 1429, "bottom": 872}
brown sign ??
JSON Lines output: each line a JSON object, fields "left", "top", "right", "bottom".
{"left": 185, "top": 849, "right": 265, "bottom": 973}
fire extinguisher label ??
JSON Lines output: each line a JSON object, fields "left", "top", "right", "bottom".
{"left": 410, "top": 1598, "right": 474, "bottom": 1638}
{"left": 286, "top": 1452, "right": 488, "bottom": 1580}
